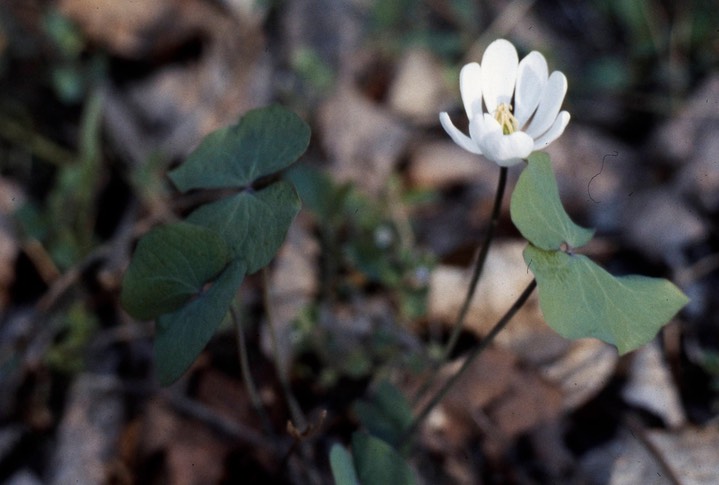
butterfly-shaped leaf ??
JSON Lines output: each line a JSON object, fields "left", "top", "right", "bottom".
{"left": 511, "top": 152, "right": 594, "bottom": 250}
{"left": 120, "top": 222, "right": 231, "bottom": 320}
{"left": 169, "top": 105, "right": 310, "bottom": 191}
{"left": 185, "top": 181, "right": 300, "bottom": 274}
{"left": 154, "top": 260, "right": 246, "bottom": 384}
{"left": 351, "top": 432, "right": 416, "bottom": 485}
{"left": 525, "top": 244, "right": 688, "bottom": 353}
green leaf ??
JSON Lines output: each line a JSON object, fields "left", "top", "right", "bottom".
{"left": 186, "top": 181, "right": 301, "bottom": 274}
{"left": 524, "top": 244, "right": 689, "bottom": 354}
{"left": 351, "top": 432, "right": 416, "bottom": 485}
{"left": 286, "top": 164, "right": 350, "bottom": 221}
{"left": 155, "top": 260, "right": 246, "bottom": 384}
{"left": 353, "top": 380, "right": 413, "bottom": 448}
{"left": 169, "top": 106, "right": 310, "bottom": 191}
{"left": 329, "top": 444, "right": 361, "bottom": 485}
{"left": 120, "top": 222, "right": 231, "bottom": 320}
{"left": 510, "top": 152, "right": 594, "bottom": 250}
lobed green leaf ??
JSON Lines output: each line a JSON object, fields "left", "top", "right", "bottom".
{"left": 185, "top": 181, "right": 301, "bottom": 274}
{"left": 120, "top": 222, "right": 231, "bottom": 320}
{"left": 154, "top": 260, "right": 246, "bottom": 384}
{"left": 510, "top": 152, "right": 594, "bottom": 250}
{"left": 351, "top": 432, "right": 416, "bottom": 485}
{"left": 329, "top": 444, "right": 361, "bottom": 485}
{"left": 353, "top": 380, "right": 413, "bottom": 449}
{"left": 525, "top": 244, "right": 689, "bottom": 354}
{"left": 169, "top": 105, "right": 310, "bottom": 191}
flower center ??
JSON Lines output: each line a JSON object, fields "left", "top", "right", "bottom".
{"left": 495, "top": 103, "right": 518, "bottom": 135}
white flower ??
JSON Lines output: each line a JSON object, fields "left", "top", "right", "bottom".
{"left": 440, "top": 39, "right": 570, "bottom": 167}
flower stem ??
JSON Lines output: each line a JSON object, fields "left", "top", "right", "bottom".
{"left": 442, "top": 166, "right": 508, "bottom": 361}
{"left": 401, "top": 279, "right": 536, "bottom": 446}
{"left": 231, "top": 303, "right": 274, "bottom": 435}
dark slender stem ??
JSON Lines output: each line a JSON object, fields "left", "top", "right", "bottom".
{"left": 401, "top": 279, "right": 536, "bottom": 446}
{"left": 232, "top": 304, "right": 274, "bottom": 435}
{"left": 411, "top": 166, "right": 509, "bottom": 406}
{"left": 442, "top": 166, "right": 508, "bottom": 361}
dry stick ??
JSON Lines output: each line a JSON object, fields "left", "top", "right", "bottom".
{"left": 401, "top": 279, "right": 537, "bottom": 446}
{"left": 231, "top": 304, "right": 274, "bottom": 436}
{"left": 0, "top": 115, "right": 76, "bottom": 166}
{"left": 164, "top": 388, "right": 281, "bottom": 453}
{"left": 442, "top": 166, "right": 508, "bottom": 361}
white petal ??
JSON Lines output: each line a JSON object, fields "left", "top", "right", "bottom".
{"left": 532, "top": 111, "right": 570, "bottom": 149}
{"left": 525, "top": 71, "right": 568, "bottom": 138}
{"left": 469, "top": 113, "right": 502, "bottom": 148}
{"left": 471, "top": 114, "right": 532, "bottom": 166}
{"left": 439, "top": 112, "right": 482, "bottom": 154}
{"left": 480, "top": 39, "right": 518, "bottom": 114}
{"left": 515, "top": 51, "right": 548, "bottom": 128}
{"left": 460, "top": 62, "right": 483, "bottom": 120}
{"left": 480, "top": 130, "right": 534, "bottom": 166}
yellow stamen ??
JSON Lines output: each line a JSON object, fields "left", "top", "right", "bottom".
{"left": 495, "top": 103, "right": 518, "bottom": 135}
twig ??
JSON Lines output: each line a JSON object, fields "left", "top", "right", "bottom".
{"left": 0, "top": 114, "right": 76, "bottom": 166}
{"left": 163, "top": 389, "right": 282, "bottom": 453}
{"left": 21, "top": 239, "right": 61, "bottom": 284}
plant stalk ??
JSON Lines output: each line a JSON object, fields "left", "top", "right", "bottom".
{"left": 231, "top": 304, "right": 273, "bottom": 435}
{"left": 442, "top": 166, "right": 508, "bottom": 361}
{"left": 401, "top": 279, "right": 536, "bottom": 446}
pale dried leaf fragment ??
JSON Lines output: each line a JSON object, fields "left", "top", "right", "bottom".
{"left": 59, "top": 0, "right": 189, "bottom": 58}
{"left": 597, "top": 424, "right": 719, "bottom": 485}
{"left": 645, "top": 425, "right": 719, "bottom": 485}
{"left": 50, "top": 374, "right": 124, "bottom": 485}
{"left": 486, "top": 369, "right": 564, "bottom": 437}
{"left": 651, "top": 74, "right": 719, "bottom": 164}
{"left": 420, "top": 346, "right": 565, "bottom": 453}
{"left": 407, "top": 141, "right": 498, "bottom": 190}
{"left": 651, "top": 74, "right": 719, "bottom": 210}
{"left": 419, "top": 347, "right": 515, "bottom": 452}
{"left": 542, "top": 339, "right": 618, "bottom": 410}
{"left": 622, "top": 341, "right": 685, "bottom": 428}
{"left": 0, "top": 178, "right": 22, "bottom": 312}
{"left": 140, "top": 397, "right": 231, "bottom": 485}
{"left": 428, "top": 241, "right": 553, "bottom": 354}
{"left": 388, "top": 49, "right": 448, "bottom": 123}
{"left": 319, "top": 85, "right": 410, "bottom": 194}
{"left": 5, "top": 470, "right": 43, "bottom": 485}
{"left": 620, "top": 187, "right": 705, "bottom": 263}
{"left": 261, "top": 220, "right": 319, "bottom": 378}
